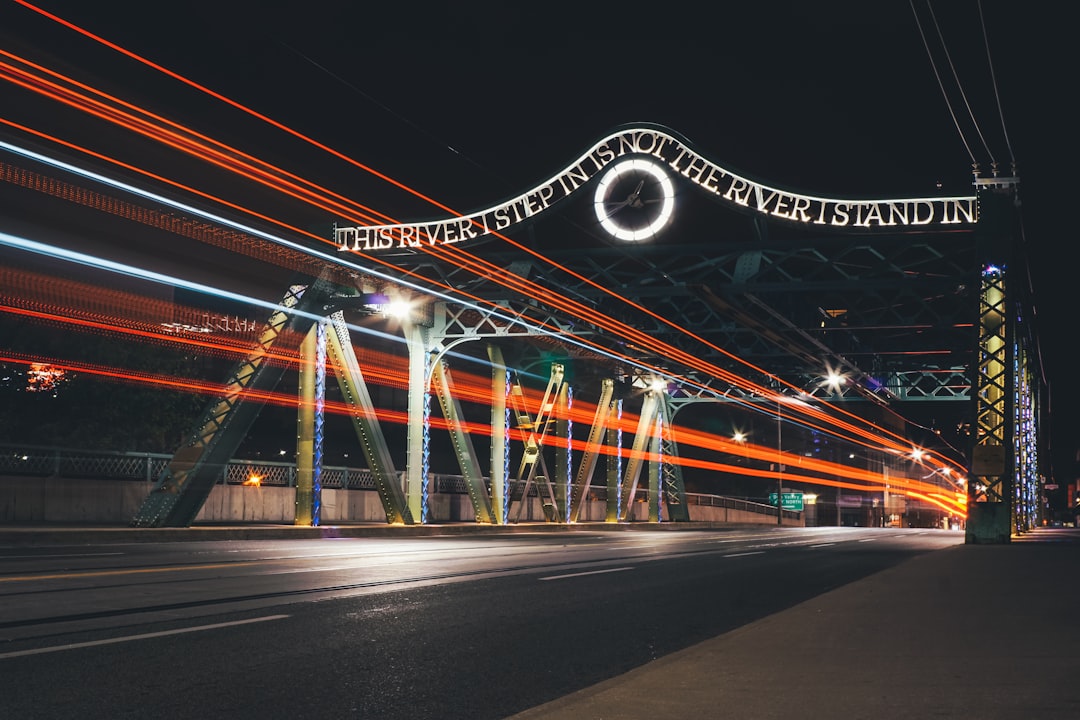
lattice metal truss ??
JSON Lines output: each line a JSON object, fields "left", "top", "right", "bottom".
{"left": 356, "top": 174, "right": 1011, "bottom": 535}
{"left": 132, "top": 280, "right": 332, "bottom": 527}
{"left": 964, "top": 177, "right": 1045, "bottom": 542}
{"left": 658, "top": 394, "right": 690, "bottom": 522}
{"left": 457, "top": 225, "right": 977, "bottom": 402}
{"left": 973, "top": 265, "right": 1008, "bottom": 505}
{"left": 365, "top": 206, "right": 977, "bottom": 475}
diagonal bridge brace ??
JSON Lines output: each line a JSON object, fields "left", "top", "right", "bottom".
{"left": 131, "top": 280, "right": 336, "bottom": 527}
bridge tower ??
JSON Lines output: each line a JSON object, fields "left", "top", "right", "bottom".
{"left": 966, "top": 176, "right": 1040, "bottom": 543}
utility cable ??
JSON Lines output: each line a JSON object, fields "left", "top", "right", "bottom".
{"left": 910, "top": 0, "right": 977, "bottom": 168}
{"left": 926, "top": 1, "right": 995, "bottom": 168}
{"left": 977, "top": 0, "right": 1016, "bottom": 173}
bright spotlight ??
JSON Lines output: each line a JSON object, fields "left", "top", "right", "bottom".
{"left": 824, "top": 370, "right": 847, "bottom": 393}
{"left": 383, "top": 299, "right": 413, "bottom": 319}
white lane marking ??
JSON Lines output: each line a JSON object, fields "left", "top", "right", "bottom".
{"left": 539, "top": 567, "right": 634, "bottom": 581}
{"left": 0, "top": 614, "right": 289, "bottom": 660}
{"left": 1, "top": 552, "right": 123, "bottom": 559}
{"left": 722, "top": 551, "right": 765, "bottom": 558}
{"left": 809, "top": 543, "right": 836, "bottom": 548}
{"left": 858, "top": 538, "right": 878, "bottom": 543}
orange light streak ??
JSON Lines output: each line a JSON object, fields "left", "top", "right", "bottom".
{"left": 4, "top": 342, "right": 937, "bottom": 497}
{"left": 0, "top": 20, "right": 934, "bottom": 462}
{"left": 0, "top": 11, "right": 966, "bottom": 478}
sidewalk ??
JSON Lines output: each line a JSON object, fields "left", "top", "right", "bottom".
{"left": 509, "top": 527, "right": 1080, "bottom": 719}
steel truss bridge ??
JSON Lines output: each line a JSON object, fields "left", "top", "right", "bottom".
{"left": 0, "top": 124, "right": 1039, "bottom": 543}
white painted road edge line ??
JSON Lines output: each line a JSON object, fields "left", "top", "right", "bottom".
{"left": 0, "top": 614, "right": 290, "bottom": 660}
{"left": 2, "top": 552, "right": 124, "bottom": 559}
{"left": 809, "top": 543, "right": 836, "bottom": 548}
{"left": 722, "top": 551, "right": 766, "bottom": 558}
{"left": 539, "top": 567, "right": 634, "bottom": 581}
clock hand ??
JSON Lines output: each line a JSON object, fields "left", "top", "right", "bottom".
{"left": 602, "top": 197, "right": 630, "bottom": 219}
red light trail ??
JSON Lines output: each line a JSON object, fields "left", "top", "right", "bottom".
{"left": 0, "top": 49, "right": 954, "bottom": 474}
{"left": 0, "top": 3, "right": 967, "bottom": 513}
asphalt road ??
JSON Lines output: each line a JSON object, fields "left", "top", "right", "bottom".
{"left": 0, "top": 526, "right": 961, "bottom": 719}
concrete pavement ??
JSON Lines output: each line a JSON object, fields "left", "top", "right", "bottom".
{"left": 509, "top": 527, "right": 1080, "bottom": 720}
{"left": 0, "top": 519, "right": 767, "bottom": 545}
{"left": 3, "top": 523, "right": 1076, "bottom": 718}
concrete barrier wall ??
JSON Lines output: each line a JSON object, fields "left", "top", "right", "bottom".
{"left": 0, "top": 476, "right": 801, "bottom": 527}
{"left": 0, "top": 477, "right": 149, "bottom": 523}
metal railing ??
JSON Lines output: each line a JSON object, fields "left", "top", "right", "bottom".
{"left": 0, "top": 443, "right": 789, "bottom": 518}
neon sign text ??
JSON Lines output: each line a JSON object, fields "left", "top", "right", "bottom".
{"left": 337, "top": 126, "right": 977, "bottom": 253}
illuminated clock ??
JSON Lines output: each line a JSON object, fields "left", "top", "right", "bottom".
{"left": 593, "top": 157, "right": 676, "bottom": 241}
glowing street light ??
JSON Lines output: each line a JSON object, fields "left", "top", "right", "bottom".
{"left": 383, "top": 299, "right": 414, "bottom": 320}
{"left": 824, "top": 370, "right": 847, "bottom": 393}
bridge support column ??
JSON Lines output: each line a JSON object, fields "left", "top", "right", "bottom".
{"left": 606, "top": 399, "right": 623, "bottom": 523}
{"left": 658, "top": 395, "right": 690, "bottom": 521}
{"left": 619, "top": 385, "right": 662, "bottom": 521}
{"left": 488, "top": 346, "right": 510, "bottom": 524}
{"left": 555, "top": 383, "right": 571, "bottom": 522}
{"left": 404, "top": 319, "right": 430, "bottom": 523}
{"left": 648, "top": 414, "right": 661, "bottom": 522}
{"left": 294, "top": 320, "right": 325, "bottom": 526}
{"left": 431, "top": 358, "right": 494, "bottom": 523}
{"left": 967, "top": 184, "right": 1020, "bottom": 544}
{"left": 569, "top": 379, "right": 615, "bottom": 523}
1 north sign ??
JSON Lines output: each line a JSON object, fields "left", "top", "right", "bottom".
{"left": 768, "top": 492, "right": 805, "bottom": 512}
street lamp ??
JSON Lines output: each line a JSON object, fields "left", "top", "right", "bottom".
{"left": 772, "top": 390, "right": 811, "bottom": 526}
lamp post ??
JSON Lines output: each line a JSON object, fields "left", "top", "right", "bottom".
{"left": 776, "top": 396, "right": 783, "bottom": 526}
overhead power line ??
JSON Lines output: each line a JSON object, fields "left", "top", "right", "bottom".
{"left": 977, "top": 0, "right": 1016, "bottom": 175}
{"left": 925, "top": 2, "right": 996, "bottom": 169}
{"left": 910, "top": 1, "right": 978, "bottom": 172}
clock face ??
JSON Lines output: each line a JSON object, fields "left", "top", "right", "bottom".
{"left": 593, "top": 158, "right": 675, "bottom": 241}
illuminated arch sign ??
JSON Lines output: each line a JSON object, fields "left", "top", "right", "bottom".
{"left": 336, "top": 125, "right": 977, "bottom": 253}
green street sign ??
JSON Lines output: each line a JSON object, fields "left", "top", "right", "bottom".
{"left": 768, "top": 492, "right": 804, "bottom": 512}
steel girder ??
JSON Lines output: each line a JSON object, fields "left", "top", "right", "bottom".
{"left": 657, "top": 394, "right": 691, "bottom": 522}
{"left": 380, "top": 249, "right": 972, "bottom": 409}
{"left": 431, "top": 360, "right": 494, "bottom": 523}
{"left": 605, "top": 403, "right": 623, "bottom": 522}
{"left": 295, "top": 320, "right": 326, "bottom": 527}
{"left": 619, "top": 388, "right": 662, "bottom": 521}
{"left": 568, "top": 379, "right": 615, "bottom": 522}
{"left": 390, "top": 243, "right": 975, "bottom": 406}
{"left": 510, "top": 363, "right": 564, "bottom": 522}
{"left": 474, "top": 236, "right": 977, "bottom": 398}
{"left": 326, "top": 312, "right": 414, "bottom": 525}
{"left": 555, "top": 383, "right": 572, "bottom": 522}
{"left": 966, "top": 263, "right": 1010, "bottom": 543}
{"left": 965, "top": 184, "right": 1039, "bottom": 542}
{"left": 488, "top": 345, "right": 511, "bottom": 524}
{"left": 334, "top": 182, "right": 1028, "bottom": 533}
{"left": 131, "top": 281, "right": 334, "bottom": 527}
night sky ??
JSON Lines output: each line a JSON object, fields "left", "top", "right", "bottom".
{"left": 1, "top": 3, "right": 1075, "bottom": 481}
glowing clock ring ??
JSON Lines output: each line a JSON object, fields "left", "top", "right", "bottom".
{"left": 593, "top": 158, "right": 676, "bottom": 241}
